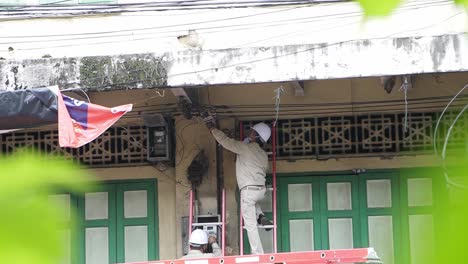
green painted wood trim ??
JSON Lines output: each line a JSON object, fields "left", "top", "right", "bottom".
{"left": 150, "top": 180, "right": 159, "bottom": 260}
{"left": 318, "top": 175, "right": 361, "bottom": 249}
{"left": 358, "top": 175, "right": 369, "bottom": 248}
{"left": 70, "top": 195, "right": 80, "bottom": 264}
{"left": 351, "top": 175, "right": 362, "bottom": 248}
{"left": 278, "top": 176, "right": 320, "bottom": 252}
{"left": 83, "top": 219, "right": 111, "bottom": 227}
{"left": 278, "top": 177, "right": 289, "bottom": 252}
{"left": 71, "top": 180, "right": 159, "bottom": 264}
{"left": 76, "top": 194, "right": 85, "bottom": 264}
{"left": 74, "top": 185, "right": 117, "bottom": 264}
{"left": 116, "top": 183, "right": 125, "bottom": 262}
{"left": 312, "top": 177, "right": 322, "bottom": 250}
{"left": 399, "top": 171, "right": 411, "bottom": 264}
{"left": 358, "top": 172, "right": 403, "bottom": 264}
{"left": 392, "top": 172, "right": 403, "bottom": 264}
{"left": 109, "top": 185, "right": 118, "bottom": 264}
{"left": 116, "top": 181, "right": 158, "bottom": 262}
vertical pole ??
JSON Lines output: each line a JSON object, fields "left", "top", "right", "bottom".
{"left": 272, "top": 123, "right": 278, "bottom": 253}
{"left": 222, "top": 188, "right": 226, "bottom": 256}
{"left": 188, "top": 190, "right": 193, "bottom": 241}
{"left": 239, "top": 122, "right": 244, "bottom": 256}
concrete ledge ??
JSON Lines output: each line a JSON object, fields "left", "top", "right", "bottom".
{"left": 1, "top": 34, "right": 467, "bottom": 91}
{"left": 0, "top": 54, "right": 167, "bottom": 91}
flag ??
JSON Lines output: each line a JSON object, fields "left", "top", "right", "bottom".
{"left": 49, "top": 86, "right": 133, "bottom": 148}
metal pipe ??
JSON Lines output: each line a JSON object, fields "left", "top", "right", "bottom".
{"left": 239, "top": 121, "right": 244, "bottom": 256}
{"left": 272, "top": 124, "right": 278, "bottom": 253}
{"left": 189, "top": 190, "right": 193, "bottom": 240}
{"left": 222, "top": 188, "right": 226, "bottom": 256}
{"left": 216, "top": 117, "right": 225, "bottom": 238}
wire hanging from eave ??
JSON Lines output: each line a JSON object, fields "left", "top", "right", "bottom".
{"left": 399, "top": 76, "right": 410, "bottom": 134}
{"left": 61, "top": 86, "right": 91, "bottom": 103}
{"left": 273, "top": 86, "right": 284, "bottom": 127}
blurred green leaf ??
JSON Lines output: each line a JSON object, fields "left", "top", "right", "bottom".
{"left": 357, "top": 0, "right": 402, "bottom": 17}
{"left": 430, "top": 160, "right": 468, "bottom": 263}
{"left": 454, "top": 0, "right": 468, "bottom": 6}
{"left": 0, "top": 152, "right": 94, "bottom": 264}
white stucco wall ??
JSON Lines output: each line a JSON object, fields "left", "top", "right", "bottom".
{"left": 0, "top": 0, "right": 466, "bottom": 59}
{"left": 0, "top": 0, "right": 467, "bottom": 89}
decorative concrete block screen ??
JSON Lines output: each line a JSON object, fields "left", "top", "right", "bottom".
{"left": 242, "top": 111, "right": 468, "bottom": 159}
{"left": 1, "top": 111, "right": 467, "bottom": 167}
{"left": 0, "top": 126, "right": 148, "bottom": 167}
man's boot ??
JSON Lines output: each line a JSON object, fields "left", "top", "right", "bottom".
{"left": 257, "top": 214, "right": 273, "bottom": 231}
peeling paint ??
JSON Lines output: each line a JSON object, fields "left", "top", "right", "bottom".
{"left": 452, "top": 34, "right": 461, "bottom": 64}
{"left": 0, "top": 34, "right": 467, "bottom": 91}
{"left": 79, "top": 55, "right": 169, "bottom": 91}
{"left": 0, "top": 54, "right": 168, "bottom": 91}
{"left": 394, "top": 38, "right": 414, "bottom": 53}
{"left": 430, "top": 35, "right": 451, "bottom": 71}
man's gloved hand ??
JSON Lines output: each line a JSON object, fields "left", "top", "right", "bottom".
{"left": 208, "top": 235, "right": 217, "bottom": 244}
{"left": 201, "top": 112, "right": 216, "bottom": 129}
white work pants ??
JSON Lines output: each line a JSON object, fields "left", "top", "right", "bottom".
{"left": 241, "top": 188, "right": 266, "bottom": 255}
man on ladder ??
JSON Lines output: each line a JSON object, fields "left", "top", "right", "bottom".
{"left": 204, "top": 118, "right": 273, "bottom": 255}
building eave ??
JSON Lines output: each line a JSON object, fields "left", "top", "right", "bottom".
{"left": 1, "top": 33, "right": 467, "bottom": 91}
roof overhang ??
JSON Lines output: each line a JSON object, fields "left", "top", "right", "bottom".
{"left": 1, "top": 33, "right": 467, "bottom": 92}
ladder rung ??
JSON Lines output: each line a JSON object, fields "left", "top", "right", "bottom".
{"left": 258, "top": 225, "right": 275, "bottom": 229}
{"left": 243, "top": 225, "right": 275, "bottom": 229}
{"left": 192, "top": 222, "right": 223, "bottom": 227}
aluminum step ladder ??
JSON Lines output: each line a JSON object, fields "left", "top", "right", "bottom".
{"left": 188, "top": 188, "right": 227, "bottom": 256}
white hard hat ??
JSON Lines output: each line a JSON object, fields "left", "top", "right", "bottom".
{"left": 252, "top": 122, "right": 271, "bottom": 143}
{"left": 189, "top": 229, "right": 208, "bottom": 246}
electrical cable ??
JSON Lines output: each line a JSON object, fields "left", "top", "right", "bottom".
{"left": 0, "top": 0, "right": 452, "bottom": 40}
{"left": 123, "top": 94, "right": 468, "bottom": 121}
{"left": 0, "top": 6, "right": 302, "bottom": 38}
{"left": 433, "top": 83, "right": 468, "bottom": 189}
{"left": 441, "top": 103, "right": 468, "bottom": 189}
{"left": 20, "top": 7, "right": 459, "bottom": 92}
{"left": 0, "top": 0, "right": 453, "bottom": 23}
{"left": 434, "top": 83, "right": 468, "bottom": 156}
{"left": 204, "top": 104, "right": 468, "bottom": 118}
{"left": 0, "top": 11, "right": 366, "bottom": 45}
{"left": 199, "top": 95, "right": 468, "bottom": 108}
{"left": 0, "top": 0, "right": 355, "bottom": 17}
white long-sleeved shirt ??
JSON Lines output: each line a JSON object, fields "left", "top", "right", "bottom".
{"left": 211, "top": 129, "right": 268, "bottom": 190}
{"left": 181, "top": 243, "right": 222, "bottom": 259}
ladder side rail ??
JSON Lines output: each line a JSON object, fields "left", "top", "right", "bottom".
{"left": 271, "top": 123, "right": 278, "bottom": 253}
{"left": 121, "top": 248, "right": 380, "bottom": 264}
{"left": 239, "top": 121, "right": 244, "bottom": 256}
{"left": 188, "top": 189, "right": 193, "bottom": 240}
{"left": 222, "top": 188, "right": 226, "bottom": 256}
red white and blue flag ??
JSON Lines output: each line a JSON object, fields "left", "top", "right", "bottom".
{"left": 49, "top": 86, "right": 133, "bottom": 148}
